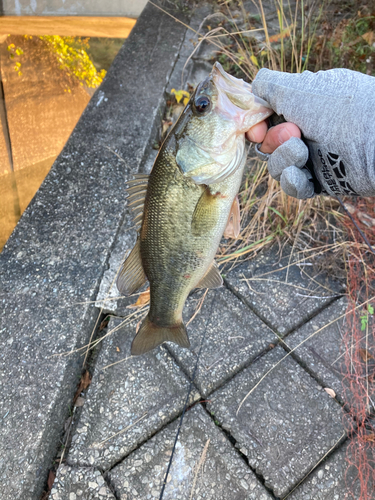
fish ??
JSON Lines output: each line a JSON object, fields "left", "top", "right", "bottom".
{"left": 117, "top": 62, "right": 272, "bottom": 355}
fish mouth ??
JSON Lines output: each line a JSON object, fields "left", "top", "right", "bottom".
{"left": 211, "top": 61, "right": 272, "bottom": 111}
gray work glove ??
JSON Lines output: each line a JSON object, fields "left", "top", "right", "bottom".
{"left": 252, "top": 68, "right": 375, "bottom": 198}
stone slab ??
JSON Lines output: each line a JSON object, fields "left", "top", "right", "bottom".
{"left": 288, "top": 437, "right": 374, "bottom": 500}
{"left": 50, "top": 465, "right": 116, "bottom": 500}
{"left": 166, "top": 287, "right": 276, "bottom": 397}
{"left": 287, "top": 296, "right": 375, "bottom": 410}
{"left": 207, "top": 346, "right": 345, "bottom": 498}
{"left": 107, "top": 405, "right": 273, "bottom": 500}
{"left": 67, "top": 317, "right": 200, "bottom": 470}
{"left": 0, "top": 4, "right": 189, "bottom": 499}
{"left": 224, "top": 244, "right": 343, "bottom": 336}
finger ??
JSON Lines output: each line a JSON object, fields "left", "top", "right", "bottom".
{"left": 268, "top": 137, "right": 309, "bottom": 180}
{"left": 246, "top": 120, "right": 268, "bottom": 143}
{"left": 260, "top": 122, "right": 301, "bottom": 154}
{"left": 280, "top": 166, "right": 315, "bottom": 199}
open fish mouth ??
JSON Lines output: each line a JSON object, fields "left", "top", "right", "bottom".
{"left": 211, "top": 61, "right": 272, "bottom": 114}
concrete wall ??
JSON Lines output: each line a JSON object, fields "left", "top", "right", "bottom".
{"left": 2, "top": 0, "right": 148, "bottom": 18}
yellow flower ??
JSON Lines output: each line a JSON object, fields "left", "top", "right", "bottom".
{"left": 171, "top": 88, "right": 190, "bottom": 105}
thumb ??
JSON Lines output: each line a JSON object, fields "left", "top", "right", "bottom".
{"left": 247, "top": 122, "right": 301, "bottom": 154}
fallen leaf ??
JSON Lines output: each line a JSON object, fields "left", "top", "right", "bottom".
{"left": 363, "top": 433, "right": 375, "bottom": 443}
{"left": 128, "top": 287, "right": 150, "bottom": 308}
{"left": 74, "top": 396, "right": 85, "bottom": 407}
{"left": 47, "top": 470, "right": 56, "bottom": 490}
{"left": 324, "top": 388, "right": 336, "bottom": 398}
{"left": 99, "top": 317, "right": 110, "bottom": 331}
{"left": 359, "top": 348, "right": 374, "bottom": 362}
{"left": 269, "top": 26, "right": 293, "bottom": 43}
{"left": 116, "top": 346, "right": 120, "bottom": 352}
{"left": 250, "top": 54, "right": 258, "bottom": 67}
{"left": 80, "top": 370, "right": 92, "bottom": 391}
{"left": 362, "top": 31, "right": 374, "bottom": 45}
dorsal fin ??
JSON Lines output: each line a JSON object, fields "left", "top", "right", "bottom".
{"left": 224, "top": 195, "right": 240, "bottom": 239}
{"left": 196, "top": 260, "right": 223, "bottom": 289}
{"left": 126, "top": 175, "right": 149, "bottom": 229}
{"left": 117, "top": 239, "right": 147, "bottom": 296}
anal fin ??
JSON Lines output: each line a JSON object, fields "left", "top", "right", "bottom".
{"left": 196, "top": 260, "right": 223, "bottom": 289}
{"left": 224, "top": 195, "right": 240, "bottom": 239}
{"left": 117, "top": 239, "right": 147, "bottom": 296}
{"left": 131, "top": 316, "right": 190, "bottom": 355}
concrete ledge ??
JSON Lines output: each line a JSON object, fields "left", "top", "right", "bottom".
{"left": 0, "top": 2, "right": 189, "bottom": 498}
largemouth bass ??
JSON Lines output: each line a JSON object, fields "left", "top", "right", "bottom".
{"left": 117, "top": 62, "right": 272, "bottom": 355}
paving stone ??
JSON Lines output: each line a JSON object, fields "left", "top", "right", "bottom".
{"left": 207, "top": 347, "right": 345, "bottom": 498}
{"left": 225, "top": 244, "right": 343, "bottom": 336}
{"left": 107, "top": 405, "right": 273, "bottom": 500}
{"left": 287, "top": 296, "right": 375, "bottom": 410}
{"left": 288, "top": 437, "right": 374, "bottom": 500}
{"left": 67, "top": 317, "right": 200, "bottom": 470}
{"left": 166, "top": 287, "right": 276, "bottom": 397}
{"left": 50, "top": 465, "right": 115, "bottom": 500}
{"left": 0, "top": 4, "right": 189, "bottom": 498}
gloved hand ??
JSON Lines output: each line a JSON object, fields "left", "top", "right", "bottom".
{"left": 252, "top": 68, "right": 375, "bottom": 199}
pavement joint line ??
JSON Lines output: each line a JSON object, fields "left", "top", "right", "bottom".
{"left": 91, "top": 360, "right": 203, "bottom": 476}
{"left": 101, "top": 402, "right": 200, "bottom": 474}
{"left": 166, "top": 337, "right": 276, "bottom": 400}
{"left": 103, "top": 472, "right": 121, "bottom": 500}
{"left": 51, "top": 311, "right": 108, "bottom": 479}
{"left": 236, "top": 295, "right": 375, "bottom": 416}
{"left": 199, "top": 401, "right": 278, "bottom": 500}
{"left": 283, "top": 346, "right": 348, "bottom": 408}
{"left": 282, "top": 431, "right": 347, "bottom": 500}
{"left": 224, "top": 276, "right": 344, "bottom": 340}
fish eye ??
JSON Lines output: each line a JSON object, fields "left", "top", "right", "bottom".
{"left": 194, "top": 95, "right": 211, "bottom": 114}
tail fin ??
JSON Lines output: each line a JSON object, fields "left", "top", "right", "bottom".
{"left": 131, "top": 316, "right": 190, "bottom": 355}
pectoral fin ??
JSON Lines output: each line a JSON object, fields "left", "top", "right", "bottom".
{"left": 196, "top": 260, "right": 223, "bottom": 289}
{"left": 224, "top": 195, "right": 240, "bottom": 239}
{"left": 117, "top": 239, "right": 147, "bottom": 296}
{"left": 191, "top": 188, "right": 221, "bottom": 237}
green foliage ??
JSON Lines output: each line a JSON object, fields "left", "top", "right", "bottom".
{"left": 360, "top": 304, "right": 374, "bottom": 331}
{"left": 327, "top": 16, "right": 375, "bottom": 75}
{"left": 40, "top": 36, "right": 106, "bottom": 88}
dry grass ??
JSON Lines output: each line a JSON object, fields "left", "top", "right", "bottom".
{"left": 201, "top": 2, "right": 375, "bottom": 497}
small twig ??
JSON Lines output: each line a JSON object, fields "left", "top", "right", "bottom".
{"left": 102, "top": 355, "right": 133, "bottom": 370}
{"left": 97, "top": 412, "right": 147, "bottom": 447}
{"left": 189, "top": 439, "right": 210, "bottom": 500}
